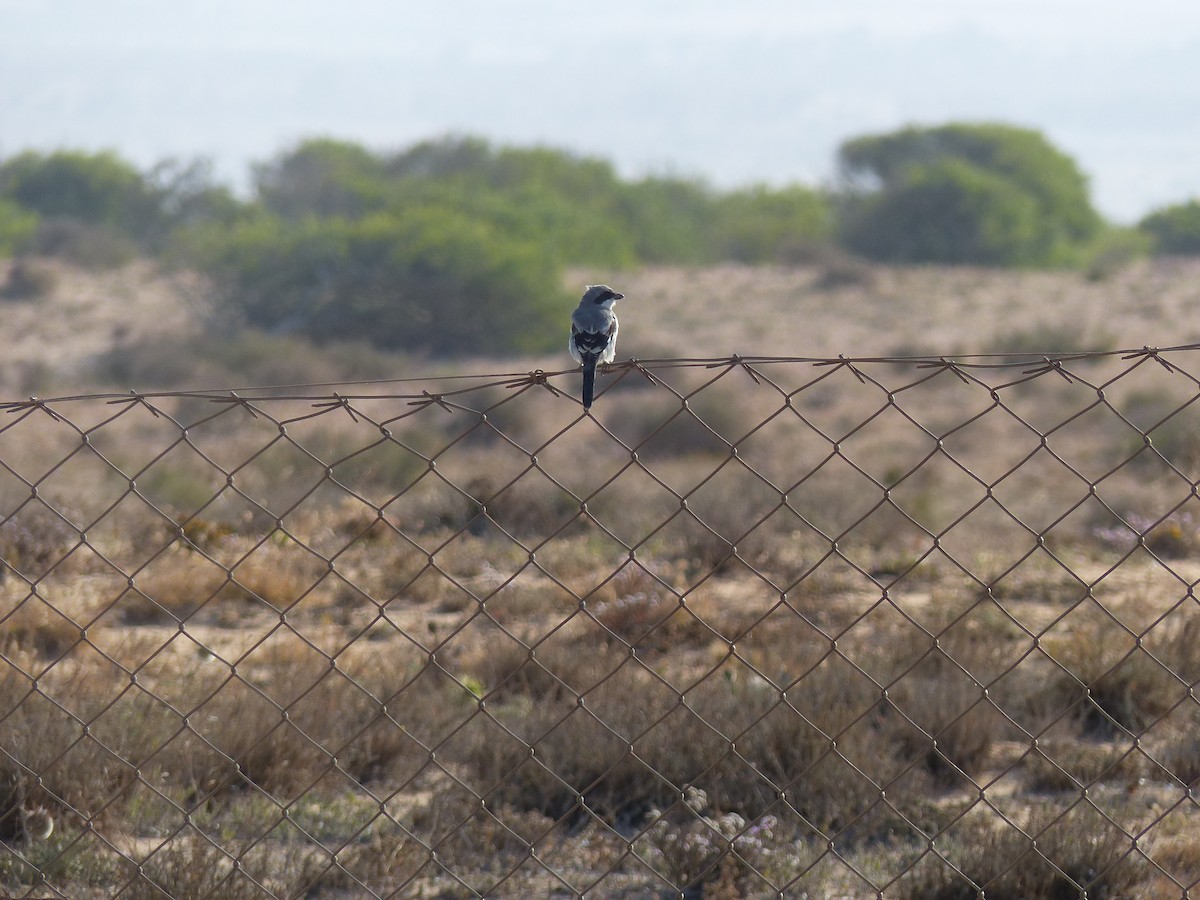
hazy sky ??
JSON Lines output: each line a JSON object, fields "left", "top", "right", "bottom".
{"left": 3, "top": 0, "right": 1199, "bottom": 221}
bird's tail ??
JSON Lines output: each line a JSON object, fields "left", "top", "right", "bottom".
{"left": 582, "top": 357, "right": 597, "bottom": 409}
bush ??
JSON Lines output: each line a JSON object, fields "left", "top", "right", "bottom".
{"left": 0, "top": 150, "right": 161, "bottom": 240}
{"left": 0, "top": 199, "right": 38, "bottom": 256}
{"left": 841, "top": 158, "right": 1044, "bottom": 265}
{"left": 617, "top": 175, "right": 716, "bottom": 264}
{"left": 1139, "top": 199, "right": 1200, "bottom": 255}
{"left": 182, "top": 209, "right": 565, "bottom": 355}
{"left": 259, "top": 137, "right": 640, "bottom": 268}
{"left": 254, "top": 137, "right": 388, "bottom": 220}
{"left": 0, "top": 152, "right": 242, "bottom": 264}
{"left": 837, "top": 122, "right": 1103, "bottom": 266}
{"left": 336, "top": 139, "right": 833, "bottom": 269}
{"left": 144, "top": 158, "right": 248, "bottom": 250}
{"left": 171, "top": 136, "right": 841, "bottom": 356}
{"left": 390, "top": 140, "right": 628, "bottom": 267}
{"left": 896, "top": 805, "right": 1143, "bottom": 899}
{"left": 711, "top": 184, "right": 833, "bottom": 262}
{"left": 1080, "top": 225, "right": 1151, "bottom": 279}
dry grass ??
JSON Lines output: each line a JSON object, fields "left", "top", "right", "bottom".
{"left": 613, "top": 258, "right": 1200, "bottom": 361}
{"left": 6, "top": 258, "right": 1200, "bottom": 896}
{"left": 892, "top": 803, "right": 1145, "bottom": 899}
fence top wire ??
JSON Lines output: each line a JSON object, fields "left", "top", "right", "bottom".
{"left": 1, "top": 343, "right": 1195, "bottom": 409}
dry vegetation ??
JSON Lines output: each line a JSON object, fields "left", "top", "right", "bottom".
{"left": 4, "top": 256, "right": 1200, "bottom": 897}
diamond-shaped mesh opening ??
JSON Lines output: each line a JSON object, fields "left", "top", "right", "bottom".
{"left": 785, "top": 451, "right": 884, "bottom": 542}
{"left": 10, "top": 350, "right": 1200, "bottom": 895}
{"left": 32, "top": 446, "right": 130, "bottom": 532}
{"left": 991, "top": 444, "right": 1094, "bottom": 530}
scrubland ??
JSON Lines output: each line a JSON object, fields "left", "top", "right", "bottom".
{"left": 4, "top": 256, "right": 1200, "bottom": 897}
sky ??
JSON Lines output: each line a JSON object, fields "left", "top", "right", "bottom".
{"left": 2, "top": 0, "right": 1199, "bottom": 222}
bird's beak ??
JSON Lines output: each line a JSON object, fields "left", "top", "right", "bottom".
{"left": 613, "top": 292, "right": 625, "bottom": 300}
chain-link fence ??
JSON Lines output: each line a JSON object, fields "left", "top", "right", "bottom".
{"left": 5, "top": 348, "right": 1200, "bottom": 898}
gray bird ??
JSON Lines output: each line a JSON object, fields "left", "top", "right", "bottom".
{"left": 568, "top": 284, "right": 624, "bottom": 409}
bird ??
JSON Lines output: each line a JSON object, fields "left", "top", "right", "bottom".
{"left": 568, "top": 284, "right": 624, "bottom": 409}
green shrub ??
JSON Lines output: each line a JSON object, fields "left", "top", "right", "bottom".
{"left": 258, "top": 136, "right": 640, "bottom": 268}
{"left": 0, "top": 150, "right": 160, "bottom": 239}
{"left": 617, "top": 174, "right": 716, "bottom": 264}
{"left": 837, "top": 122, "right": 1103, "bottom": 266}
{"left": 1139, "top": 199, "right": 1200, "bottom": 255}
{"left": 842, "top": 158, "right": 1044, "bottom": 265}
{"left": 395, "top": 141, "right": 617, "bottom": 267}
{"left": 1079, "top": 225, "right": 1151, "bottom": 279}
{"left": 181, "top": 209, "right": 564, "bottom": 355}
{"left": 254, "top": 137, "right": 389, "bottom": 220}
{"left": 711, "top": 184, "right": 833, "bottom": 262}
{"left": 0, "top": 199, "right": 38, "bottom": 256}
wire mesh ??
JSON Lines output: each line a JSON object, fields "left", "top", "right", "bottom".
{"left": 3, "top": 348, "right": 1200, "bottom": 898}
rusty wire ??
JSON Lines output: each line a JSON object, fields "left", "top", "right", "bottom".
{"left": 2, "top": 348, "right": 1200, "bottom": 897}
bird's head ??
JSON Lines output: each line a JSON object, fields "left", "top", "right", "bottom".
{"left": 581, "top": 284, "right": 624, "bottom": 308}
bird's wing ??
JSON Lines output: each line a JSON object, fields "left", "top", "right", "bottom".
{"left": 571, "top": 318, "right": 616, "bottom": 359}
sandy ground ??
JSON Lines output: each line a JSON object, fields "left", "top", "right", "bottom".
{"left": 7, "top": 255, "right": 1200, "bottom": 403}
{"left": 0, "top": 259, "right": 203, "bottom": 397}
{"left": 609, "top": 257, "right": 1200, "bottom": 361}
